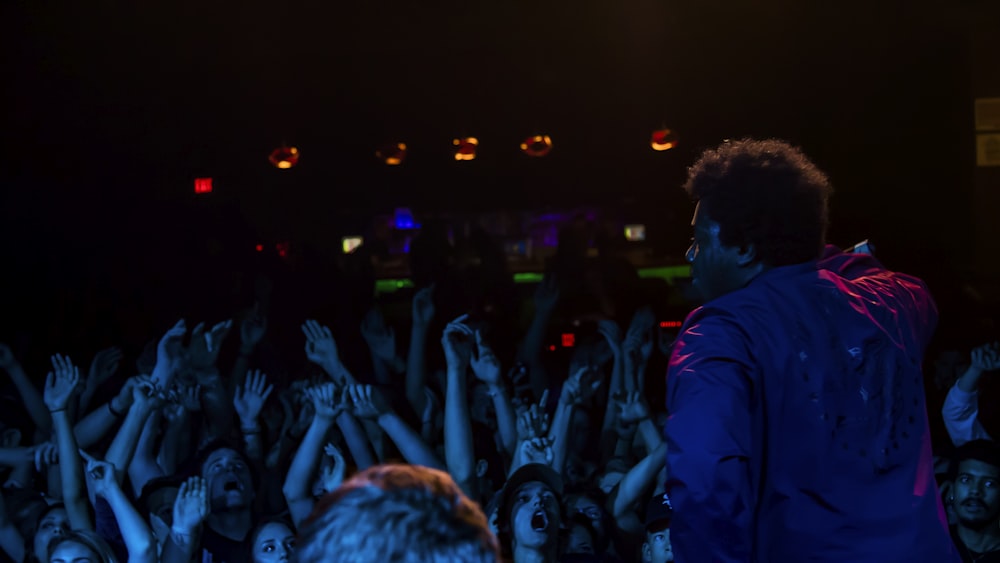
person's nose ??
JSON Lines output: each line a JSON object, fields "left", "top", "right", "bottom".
{"left": 51, "top": 526, "right": 65, "bottom": 538}
{"left": 277, "top": 545, "right": 289, "bottom": 560}
{"left": 970, "top": 482, "right": 986, "bottom": 498}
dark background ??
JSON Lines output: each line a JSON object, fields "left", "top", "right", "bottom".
{"left": 0, "top": 2, "right": 985, "bottom": 346}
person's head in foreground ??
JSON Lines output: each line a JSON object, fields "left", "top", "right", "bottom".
{"left": 293, "top": 464, "right": 498, "bottom": 563}
{"left": 642, "top": 493, "right": 674, "bottom": 563}
{"left": 683, "top": 137, "right": 833, "bottom": 302}
{"left": 497, "top": 463, "right": 564, "bottom": 562}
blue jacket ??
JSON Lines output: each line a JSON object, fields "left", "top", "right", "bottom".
{"left": 665, "top": 247, "right": 960, "bottom": 563}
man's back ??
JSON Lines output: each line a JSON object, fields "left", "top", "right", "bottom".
{"left": 665, "top": 249, "right": 959, "bottom": 562}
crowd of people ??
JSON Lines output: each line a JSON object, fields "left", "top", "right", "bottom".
{"left": 0, "top": 139, "right": 997, "bottom": 562}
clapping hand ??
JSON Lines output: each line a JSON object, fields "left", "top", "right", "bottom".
{"left": 233, "top": 370, "right": 274, "bottom": 427}
{"left": 44, "top": 355, "right": 81, "bottom": 412}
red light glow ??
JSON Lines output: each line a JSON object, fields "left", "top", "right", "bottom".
{"left": 660, "top": 320, "right": 683, "bottom": 328}
{"left": 549, "top": 345, "right": 557, "bottom": 351}
{"left": 520, "top": 135, "right": 553, "bottom": 157}
{"left": 561, "top": 333, "right": 575, "bottom": 347}
{"left": 651, "top": 129, "right": 678, "bottom": 151}
{"left": 255, "top": 244, "right": 264, "bottom": 252}
{"left": 194, "top": 178, "right": 213, "bottom": 194}
{"left": 269, "top": 146, "right": 300, "bottom": 169}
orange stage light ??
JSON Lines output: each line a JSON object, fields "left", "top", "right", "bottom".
{"left": 520, "top": 135, "right": 553, "bottom": 157}
{"left": 269, "top": 146, "right": 300, "bottom": 169}
{"left": 651, "top": 129, "right": 678, "bottom": 151}
{"left": 376, "top": 143, "right": 408, "bottom": 165}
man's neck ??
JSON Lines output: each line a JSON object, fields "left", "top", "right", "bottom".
{"left": 513, "top": 544, "right": 557, "bottom": 563}
{"left": 958, "top": 521, "right": 1000, "bottom": 554}
{"left": 207, "top": 509, "right": 252, "bottom": 541}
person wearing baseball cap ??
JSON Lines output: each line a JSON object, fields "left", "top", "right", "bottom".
{"left": 642, "top": 493, "right": 674, "bottom": 563}
{"left": 497, "top": 463, "right": 565, "bottom": 562}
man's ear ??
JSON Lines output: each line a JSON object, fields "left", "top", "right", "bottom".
{"left": 736, "top": 243, "right": 758, "bottom": 267}
{"left": 1, "top": 428, "right": 21, "bottom": 448}
{"left": 641, "top": 540, "right": 652, "bottom": 562}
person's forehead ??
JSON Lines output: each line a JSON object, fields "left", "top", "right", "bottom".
{"left": 959, "top": 459, "right": 1000, "bottom": 478}
{"left": 257, "top": 522, "right": 293, "bottom": 540}
{"left": 516, "top": 481, "right": 554, "bottom": 495}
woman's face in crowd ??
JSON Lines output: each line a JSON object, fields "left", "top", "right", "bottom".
{"left": 253, "top": 522, "right": 295, "bottom": 563}
{"left": 49, "top": 540, "right": 98, "bottom": 563}
{"left": 565, "top": 523, "right": 595, "bottom": 555}
{"left": 643, "top": 528, "right": 675, "bottom": 563}
{"left": 34, "top": 507, "right": 69, "bottom": 562}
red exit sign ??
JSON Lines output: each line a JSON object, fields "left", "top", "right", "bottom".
{"left": 194, "top": 178, "right": 213, "bottom": 194}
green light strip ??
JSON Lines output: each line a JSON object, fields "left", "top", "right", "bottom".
{"left": 374, "top": 265, "right": 690, "bottom": 295}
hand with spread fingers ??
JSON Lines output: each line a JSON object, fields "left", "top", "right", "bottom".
{"left": 44, "top": 354, "right": 81, "bottom": 412}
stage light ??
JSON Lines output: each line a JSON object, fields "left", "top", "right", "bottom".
{"left": 376, "top": 143, "right": 407, "bottom": 165}
{"left": 453, "top": 137, "right": 479, "bottom": 161}
{"left": 255, "top": 244, "right": 263, "bottom": 252}
{"left": 269, "top": 146, "right": 300, "bottom": 169}
{"left": 342, "top": 236, "right": 363, "bottom": 254}
{"left": 394, "top": 208, "right": 416, "bottom": 230}
{"left": 520, "top": 135, "right": 553, "bottom": 157}
{"left": 651, "top": 129, "right": 678, "bottom": 151}
{"left": 194, "top": 178, "right": 213, "bottom": 194}
{"left": 624, "top": 224, "right": 646, "bottom": 241}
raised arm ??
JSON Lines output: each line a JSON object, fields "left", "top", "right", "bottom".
{"left": 347, "top": 384, "right": 444, "bottom": 470}
{"left": 943, "top": 342, "right": 998, "bottom": 446}
{"left": 82, "top": 453, "right": 156, "bottom": 563}
{"left": 406, "top": 285, "right": 436, "bottom": 416}
{"left": 302, "top": 320, "right": 356, "bottom": 385}
{"left": 550, "top": 367, "right": 601, "bottom": 474}
{"left": 469, "top": 331, "right": 517, "bottom": 456}
{"left": 233, "top": 370, "right": 274, "bottom": 463}
{"left": 442, "top": 315, "right": 477, "bottom": 495}
{"left": 73, "top": 378, "right": 136, "bottom": 450}
{"left": 80, "top": 347, "right": 122, "bottom": 415}
{"left": 161, "top": 477, "right": 209, "bottom": 563}
{"left": 150, "top": 320, "right": 187, "bottom": 392}
{"left": 608, "top": 442, "right": 668, "bottom": 519}
{"left": 229, "top": 308, "right": 267, "bottom": 396}
{"left": 361, "top": 308, "right": 405, "bottom": 385}
{"left": 44, "top": 355, "right": 93, "bottom": 531}
{"left": 0, "top": 343, "right": 52, "bottom": 437}
{"left": 283, "top": 384, "right": 342, "bottom": 528}
{"left": 105, "top": 377, "right": 161, "bottom": 485}
{"left": 517, "top": 276, "right": 559, "bottom": 400}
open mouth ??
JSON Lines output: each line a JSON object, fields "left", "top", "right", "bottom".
{"left": 223, "top": 478, "right": 242, "bottom": 492}
{"left": 530, "top": 510, "right": 549, "bottom": 531}
{"left": 963, "top": 500, "right": 986, "bottom": 511}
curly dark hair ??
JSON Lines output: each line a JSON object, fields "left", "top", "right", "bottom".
{"left": 683, "top": 138, "right": 833, "bottom": 267}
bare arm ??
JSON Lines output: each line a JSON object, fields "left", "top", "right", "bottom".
{"left": 0, "top": 344, "right": 52, "bottom": 436}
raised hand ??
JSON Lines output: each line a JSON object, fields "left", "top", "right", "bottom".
{"left": 971, "top": 342, "right": 1000, "bottom": 372}
{"left": 79, "top": 450, "right": 118, "bottom": 498}
{"left": 347, "top": 384, "right": 391, "bottom": 419}
{"left": 319, "top": 443, "right": 346, "bottom": 494}
{"left": 132, "top": 376, "right": 165, "bottom": 413}
{"left": 597, "top": 319, "right": 623, "bottom": 357}
{"left": 240, "top": 306, "right": 267, "bottom": 353}
{"left": 470, "top": 330, "right": 502, "bottom": 386}
{"left": 561, "top": 366, "right": 602, "bottom": 407}
{"left": 624, "top": 307, "right": 656, "bottom": 364}
{"left": 173, "top": 476, "right": 210, "bottom": 533}
{"left": 520, "top": 436, "right": 555, "bottom": 467}
{"left": 302, "top": 320, "right": 341, "bottom": 371}
{"left": 616, "top": 390, "right": 651, "bottom": 424}
{"left": 361, "top": 309, "right": 396, "bottom": 362}
{"left": 304, "top": 383, "right": 343, "bottom": 422}
{"left": 412, "top": 285, "right": 436, "bottom": 327}
{"left": 657, "top": 326, "right": 677, "bottom": 358}
{"left": 32, "top": 442, "right": 58, "bottom": 472}
{"left": 45, "top": 354, "right": 81, "bottom": 412}
{"left": 533, "top": 274, "right": 560, "bottom": 314}
{"left": 157, "top": 320, "right": 188, "bottom": 372}
{"left": 0, "top": 343, "right": 18, "bottom": 371}
{"left": 177, "top": 384, "right": 202, "bottom": 412}
{"left": 233, "top": 370, "right": 274, "bottom": 427}
{"left": 87, "top": 347, "right": 122, "bottom": 391}
{"left": 441, "top": 314, "right": 474, "bottom": 370}
{"left": 516, "top": 390, "right": 550, "bottom": 440}
{"left": 187, "top": 320, "right": 233, "bottom": 369}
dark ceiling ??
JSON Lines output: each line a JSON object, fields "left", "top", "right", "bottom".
{"left": 0, "top": 1, "right": 976, "bottom": 270}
